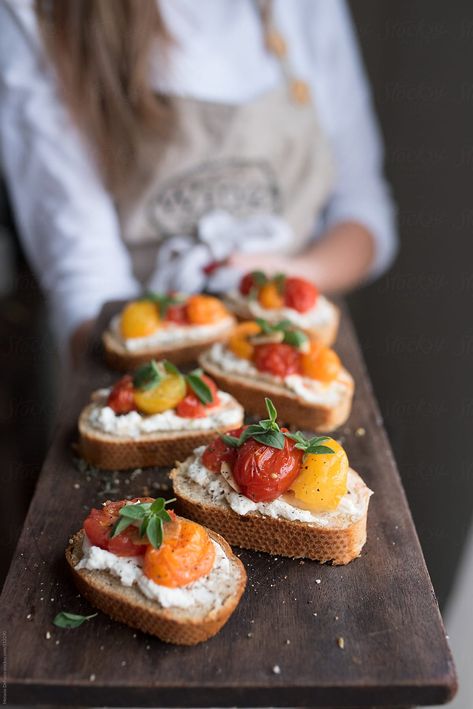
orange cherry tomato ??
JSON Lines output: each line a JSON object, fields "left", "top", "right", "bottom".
{"left": 258, "top": 282, "right": 284, "bottom": 309}
{"left": 143, "top": 519, "right": 215, "bottom": 588}
{"left": 120, "top": 301, "right": 161, "bottom": 339}
{"left": 186, "top": 295, "right": 228, "bottom": 325}
{"left": 301, "top": 342, "right": 341, "bottom": 383}
{"left": 228, "top": 321, "right": 261, "bottom": 360}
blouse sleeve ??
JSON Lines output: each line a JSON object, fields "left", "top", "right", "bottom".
{"left": 310, "top": 0, "right": 398, "bottom": 279}
{"left": 0, "top": 0, "right": 141, "bottom": 353}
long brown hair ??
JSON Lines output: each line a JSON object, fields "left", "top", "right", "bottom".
{"left": 35, "top": 0, "right": 173, "bottom": 196}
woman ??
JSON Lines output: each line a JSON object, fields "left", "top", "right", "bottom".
{"left": 0, "top": 0, "right": 397, "bottom": 361}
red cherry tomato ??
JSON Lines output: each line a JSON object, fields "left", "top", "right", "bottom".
{"left": 175, "top": 375, "right": 220, "bottom": 418}
{"left": 83, "top": 498, "right": 153, "bottom": 556}
{"left": 107, "top": 375, "right": 136, "bottom": 414}
{"left": 233, "top": 434, "right": 303, "bottom": 503}
{"left": 283, "top": 277, "right": 318, "bottom": 313}
{"left": 202, "top": 426, "right": 246, "bottom": 473}
{"left": 165, "top": 304, "right": 189, "bottom": 324}
{"left": 253, "top": 343, "right": 301, "bottom": 378}
{"left": 239, "top": 272, "right": 260, "bottom": 295}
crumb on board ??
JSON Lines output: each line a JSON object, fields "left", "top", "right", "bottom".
{"left": 45, "top": 631, "right": 51, "bottom": 640}
{"left": 337, "top": 637, "right": 345, "bottom": 649}
{"left": 89, "top": 674, "right": 96, "bottom": 682}
{"left": 355, "top": 427, "right": 366, "bottom": 437}
{"left": 315, "top": 579, "right": 321, "bottom": 584}
{"left": 272, "top": 665, "right": 281, "bottom": 675}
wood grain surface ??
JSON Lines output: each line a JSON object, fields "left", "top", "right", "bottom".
{"left": 0, "top": 302, "right": 457, "bottom": 707}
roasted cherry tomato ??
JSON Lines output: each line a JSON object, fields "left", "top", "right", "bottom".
{"left": 175, "top": 375, "right": 220, "bottom": 418}
{"left": 253, "top": 342, "right": 301, "bottom": 378}
{"left": 202, "top": 426, "right": 246, "bottom": 473}
{"left": 186, "top": 295, "right": 228, "bottom": 325}
{"left": 233, "top": 433, "right": 303, "bottom": 503}
{"left": 283, "top": 277, "right": 318, "bottom": 313}
{"left": 134, "top": 372, "right": 186, "bottom": 415}
{"left": 165, "top": 304, "right": 189, "bottom": 324}
{"left": 107, "top": 375, "right": 136, "bottom": 414}
{"left": 83, "top": 498, "right": 153, "bottom": 557}
{"left": 239, "top": 272, "right": 260, "bottom": 296}
{"left": 288, "top": 439, "right": 348, "bottom": 512}
{"left": 301, "top": 343, "right": 341, "bottom": 383}
{"left": 120, "top": 301, "right": 160, "bottom": 339}
{"left": 143, "top": 518, "right": 215, "bottom": 588}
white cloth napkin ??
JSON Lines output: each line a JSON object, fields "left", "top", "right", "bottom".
{"left": 146, "top": 210, "right": 292, "bottom": 293}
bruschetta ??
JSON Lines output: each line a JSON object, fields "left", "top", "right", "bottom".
{"left": 199, "top": 318, "right": 353, "bottom": 432}
{"left": 66, "top": 497, "right": 247, "bottom": 645}
{"left": 78, "top": 360, "right": 244, "bottom": 470}
{"left": 103, "top": 292, "right": 236, "bottom": 371}
{"left": 224, "top": 271, "right": 339, "bottom": 345}
{"left": 171, "top": 399, "right": 372, "bottom": 565}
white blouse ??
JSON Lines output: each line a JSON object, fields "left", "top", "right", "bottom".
{"left": 0, "top": 0, "right": 397, "bottom": 350}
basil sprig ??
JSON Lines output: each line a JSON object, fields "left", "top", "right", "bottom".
{"left": 143, "top": 291, "right": 182, "bottom": 317}
{"left": 110, "top": 497, "right": 176, "bottom": 549}
{"left": 186, "top": 369, "right": 212, "bottom": 405}
{"left": 222, "top": 398, "right": 285, "bottom": 450}
{"left": 285, "top": 431, "right": 335, "bottom": 455}
{"left": 273, "top": 272, "right": 286, "bottom": 294}
{"left": 248, "top": 270, "right": 268, "bottom": 300}
{"left": 255, "top": 318, "right": 308, "bottom": 350}
{"left": 53, "top": 611, "right": 97, "bottom": 629}
{"left": 132, "top": 360, "right": 162, "bottom": 391}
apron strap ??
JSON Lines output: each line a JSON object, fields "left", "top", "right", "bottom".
{"left": 255, "top": 0, "right": 311, "bottom": 104}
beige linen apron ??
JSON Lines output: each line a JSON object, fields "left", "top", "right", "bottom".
{"left": 118, "top": 5, "right": 334, "bottom": 285}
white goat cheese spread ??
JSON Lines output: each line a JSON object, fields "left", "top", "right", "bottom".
{"left": 207, "top": 344, "right": 350, "bottom": 406}
{"left": 226, "top": 291, "right": 335, "bottom": 329}
{"left": 76, "top": 534, "right": 235, "bottom": 611}
{"left": 183, "top": 446, "right": 371, "bottom": 528}
{"left": 87, "top": 391, "right": 243, "bottom": 438}
{"left": 110, "top": 314, "right": 234, "bottom": 352}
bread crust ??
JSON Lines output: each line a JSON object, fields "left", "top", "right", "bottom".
{"left": 199, "top": 353, "right": 353, "bottom": 432}
{"left": 102, "top": 318, "right": 236, "bottom": 372}
{"left": 171, "top": 467, "right": 370, "bottom": 565}
{"left": 66, "top": 528, "right": 247, "bottom": 645}
{"left": 78, "top": 403, "right": 244, "bottom": 471}
{"left": 224, "top": 299, "right": 340, "bottom": 347}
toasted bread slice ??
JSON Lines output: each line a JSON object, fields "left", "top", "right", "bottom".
{"left": 224, "top": 295, "right": 340, "bottom": 346}
{"left": 66, "top": 529, "right": 247, "bottom": 645}
{"left": 171, "top": 460, "right": 372, "bottom": 565}
{"left": 78, "top": 399, "right": 244, "bottom": 471}
{"left": 103, "top": 317, "right": 236, "bottom": 372}
{"left": 199, "top": 351, "right": 353, "bottom": 432}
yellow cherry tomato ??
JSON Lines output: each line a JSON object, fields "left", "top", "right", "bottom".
{"left": 120, "top": 301, "right": 160, "bottom": 339}
{"left": 134, "top": 372, "right": 186, "bottom": 415}
{"left": 186, "top": 295, "right": 228, "bottom": 324}
{"left": 301, "top": 342, "right": 341, "bottom": 383}
{"left": 229, "top": 321, "right": 261, "bottom": 360}
{"left": 258, "top": 282, "right": 284, "bottom": 309}
{"left": 288, "top": 439, "right": 348, "bottom": 512}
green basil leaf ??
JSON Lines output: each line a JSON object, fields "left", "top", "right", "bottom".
{"left": 251, "top": 270, "right": 268, "bottom": 287}
{"left": 146, "top": 515, "right": 163, "bottom": 549}
{"left": 163, "top": 360, "right": 180, "bottom": 376}
{"left": 186, "top": 373, "right": 212, "bottom": 405}
{"left": 132, "top": 360, "right": 162, "bottom": 391}
{"left": 53, "top": 612, "right": 97, "bottom": 629}
{"left": 143, "top": 292, "right": 180, "bottom": 317}
{"left": 139, "top": 517, "right": 149, "bottom": 538}
{"left": 150, "top": 498, "right": 165, "bottom": 514}
{"left": 252, "top": 430, "right": 286, "bottom": 449}
{"left": 221, "top": 434, "right": 242, "bottom": 447}
{"left": 275, "top": 319, "right": 292, "bottom": 330}
{"left": 110, "top": 516, "right": 133, "bottom": 538}
{"left": 264, "top": 398, "right": 278, "bottom": 423}
{"left": 306, "top": 444, "right": 336, "bottom": 455}
{"left": 283, "top": 330, "right": 308, "bottom": 349}
{"left": 273, "top": 273, "right": 286, "bottom": 294}
{"left": 118, "top": 503, "right": 147, "bottom": 519}
{"left": 255, "top": 318, "right": 274, "bottom": 334}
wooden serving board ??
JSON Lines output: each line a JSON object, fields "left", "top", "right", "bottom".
{"left": 0, "top": 302, "right": 456, "bottom": 707}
